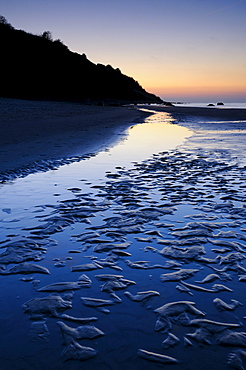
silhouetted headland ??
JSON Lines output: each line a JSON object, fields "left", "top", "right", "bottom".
{"left": 0, "top": 16, "right": 163, "bottom": 105}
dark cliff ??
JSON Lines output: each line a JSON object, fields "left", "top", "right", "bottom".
{"left": 0, "top": 18, "right": 163, "bottom": 104}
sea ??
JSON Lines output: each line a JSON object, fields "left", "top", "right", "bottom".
{"left": 0, "top": 101, "right": 246, "bottom": 370}
{"left": 174, "top": 102, "right": 246, "bottom": 109}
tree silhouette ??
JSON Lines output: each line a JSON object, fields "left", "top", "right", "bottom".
{"left": 42, "top": 31, "right": 52, "bottom": 41}
{"left": 0, "top": 15, "right": 13, "bottom": 29}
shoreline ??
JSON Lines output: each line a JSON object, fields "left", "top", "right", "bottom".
{"left": 0, "top": 101, "right": 152, "bottom": 180}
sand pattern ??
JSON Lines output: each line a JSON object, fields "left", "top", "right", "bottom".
{"left": 0, "top": 106, "right": 246, "bottom": 369}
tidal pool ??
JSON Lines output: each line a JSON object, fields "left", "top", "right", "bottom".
{"left": 0, "top": 111, "right": 246, "bottom": 370}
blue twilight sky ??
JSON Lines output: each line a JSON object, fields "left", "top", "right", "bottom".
{"left": 1, "top": 0, "right": 246, "bottom": 102}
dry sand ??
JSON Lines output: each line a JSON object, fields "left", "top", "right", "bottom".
{"left": 0, "top": 99, "right": 151, "bottom": 174}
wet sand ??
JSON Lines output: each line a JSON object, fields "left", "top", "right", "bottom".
{"left": 0, "top": 101, "right": 246, "bottom": 370}
{"left": 0, "top": 99, "right": 151, "bottom": 174}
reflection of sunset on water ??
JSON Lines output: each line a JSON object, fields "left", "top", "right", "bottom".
{"left": 61, "top": 111, "right": 191, "bottom": 180}
{"left": 106, "top": 112, "right": 191, "bottom": 163}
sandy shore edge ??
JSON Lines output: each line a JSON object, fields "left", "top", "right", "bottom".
{"left": 1, "top": 100, "right": 246, "bottom": 181}
{"left": 0, "top": 103, "right": 152, "bottom": 179}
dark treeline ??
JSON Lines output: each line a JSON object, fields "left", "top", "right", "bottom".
{"left": 0, "top": 16, "right": 163, "bottom": 104}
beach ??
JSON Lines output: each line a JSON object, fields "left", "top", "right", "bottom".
{"left": 1, "top": 98, "right": 246, "bottom": 180}
{"left": 0, "top": 99, "right": 246, "bottom": 370}
{"left": 0, "top": 98, "right": 151, "bottom": 177}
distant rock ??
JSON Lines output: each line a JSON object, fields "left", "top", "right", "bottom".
{"left": 162, "top": 102, "right": 174, "bottom": 106}
{"left": 217, "top": 102, "right": 224, "bottom": 105}
{"left": 207, "top": 103, "right": 215, "bottom": 106}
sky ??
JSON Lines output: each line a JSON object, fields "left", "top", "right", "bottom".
{"left": 1, "top": 0, "right": 246, "bottom": 102}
